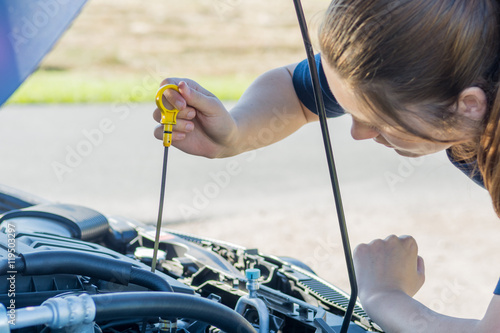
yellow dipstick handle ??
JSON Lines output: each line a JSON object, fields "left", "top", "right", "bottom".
{"left": 155, "top": 84, "right": 180, "bottom": 147}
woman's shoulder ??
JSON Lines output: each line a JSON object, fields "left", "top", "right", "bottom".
{"left": 446, "top": 149, "right": 485, "bottom": 187}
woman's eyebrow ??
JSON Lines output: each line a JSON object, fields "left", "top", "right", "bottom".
{"left": 343, "top": 106, "right": 432, "bottom": 142}
{"left": 341, "top": 107, "right": 370, "bottom": 123}
{"left": 346, "top": 111, "right": 375, "bottom": 126}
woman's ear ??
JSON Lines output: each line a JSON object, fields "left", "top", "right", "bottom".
{"left": 457, "top": 87, "right": 488, "bottom": 121}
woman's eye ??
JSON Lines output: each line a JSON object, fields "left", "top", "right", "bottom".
{"left": 359, "top": 120, "right": 380, "bottom": 131}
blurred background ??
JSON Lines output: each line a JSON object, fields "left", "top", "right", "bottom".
{"left": 8, "top": 0, "right": 327, "bottom": 103}
{"left": 2, "top": 0, "right": 500, "bottom": 323}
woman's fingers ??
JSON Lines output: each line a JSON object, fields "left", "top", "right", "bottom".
{"left": 153, "top": 106, "right": 196, "bottom": 124}
{"left": 176, "top": 81, "right": 224, "bottom": 115}
{"left": 157, "top": 79, "right": 220, "bottom": 117}
{"left": 153, "top": 118, "right": 194, "bottom": 141}
{"left": 156, "top": 78, "right": 192, "bottom": 114}
{"left": 354, "top": 235, "right": 425, "bottom": 299}
{"left": 417, "top": 255, "right": 425, "bottom": 278}
{"left": 173, "top": 119, "right": 195, "bottom": 134}
{"left": 152, "top": 77, "right": 233, "bottom": 158}
{"left": 154, "top": 124, "right": 187, "bottom": 141}
{"left": 159, "top": 87, "right": 185, "bottom": 111}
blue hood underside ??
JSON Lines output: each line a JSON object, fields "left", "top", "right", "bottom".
{"left": 0, "top": 0, "right": 88, "bottom": 107}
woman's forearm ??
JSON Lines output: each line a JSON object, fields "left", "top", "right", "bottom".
{"left": 363, "top": 290, "right": 479, "bottom": 333}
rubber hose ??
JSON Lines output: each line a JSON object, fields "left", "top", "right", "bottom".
{"left": 0, "top": 260, "right": 6, "bottom": 274}
{"left": 20, "top": 251, "right": 173, "bottom": 291}
{"left": 0, "top": 258, "right": 25, "bottom": 275}
{"left": 92, "top": 292, "right": 256, "bottom": 333}
{"left": 130, "top": 266, "right": 173, "bottom": 292}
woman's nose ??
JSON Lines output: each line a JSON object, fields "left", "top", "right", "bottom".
{"left": 350, "top": 119, "right": 379, "bottom": 140}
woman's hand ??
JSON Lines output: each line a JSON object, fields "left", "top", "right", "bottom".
{"left": 153, "top": 78, "right": 239, "bottom": 158}
{"left": 153, "top": 65, "right": 316, "bottom": 159}
{"left": 353, "top": 235, "right": 426, "bottom": 304}
{"left": 352, "top": 235, "right": 491, "bottom": 333}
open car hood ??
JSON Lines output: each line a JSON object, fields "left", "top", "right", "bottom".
{"left": 0, "top": 0, "right": 88, "bottom": 106}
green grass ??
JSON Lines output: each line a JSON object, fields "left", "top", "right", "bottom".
{"left": 7, "top": 71, "right": 252, "bottom": 104}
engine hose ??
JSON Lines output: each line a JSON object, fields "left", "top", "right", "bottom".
{"left": 129, "top": 266, "right": 172, "bottom": 291}
{"left": 2, "top": 251, "right": 173, "bottom": 292}
{"left": 92, "top": 292, "right": 257, "bottom": 333}
{"left": 0, "top": 257, "right": 25, "bottom": 274}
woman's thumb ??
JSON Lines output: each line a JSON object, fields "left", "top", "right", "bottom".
{"left": 177, "top": 81, "right": 221, "bottom": 112}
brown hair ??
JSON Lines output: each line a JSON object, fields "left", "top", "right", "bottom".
{"left": 319, "top": 0, "right": 500, "bottom": 214}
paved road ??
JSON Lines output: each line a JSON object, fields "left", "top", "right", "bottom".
{"left": 0, "top": 103, "right": 490, "bottom": 222}
{"left": 0, "top": 103, "right": 498, "bottom": 319}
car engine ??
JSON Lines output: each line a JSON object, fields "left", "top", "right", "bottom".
{"left": 0, "top": 185, "right": 383, "bottom": 333}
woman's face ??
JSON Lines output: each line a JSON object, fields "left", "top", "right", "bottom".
{"left": 322, "top": 60, "right": 459, "bottom": 158}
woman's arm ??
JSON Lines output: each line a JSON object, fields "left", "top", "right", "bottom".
{"left": 363, "top": 290, "right": 479, "bottom": 332}
{"left": 153, "top": 63, "right": 318, "bottom": 158}
{"left": 354, "top": 235, "right": 500, "bottom": 333}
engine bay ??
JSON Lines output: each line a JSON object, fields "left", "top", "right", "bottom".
{"left": 0, "top": 186, "right": 382, "bottom": 333}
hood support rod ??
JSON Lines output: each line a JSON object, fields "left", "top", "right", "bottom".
{"left": 292, "top": 2, "right": 358, "bottom": 332}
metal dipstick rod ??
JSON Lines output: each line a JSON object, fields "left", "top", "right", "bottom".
{"left": 151, "top": 84, "right": 180, "bottom": 273}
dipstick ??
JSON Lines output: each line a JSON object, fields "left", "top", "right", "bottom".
{"left": 151, "top": 84, "right": 180, "bottom": 273}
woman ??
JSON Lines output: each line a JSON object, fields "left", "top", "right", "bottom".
{"left": 153, "top": 0, "right": 500, "bottom": 331}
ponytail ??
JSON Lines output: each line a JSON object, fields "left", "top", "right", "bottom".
{"left": 479, "top": 80, "right": 500, "bottom": 215}
{"left": 476, "top": 0, "right": 500, "bottom": 216}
